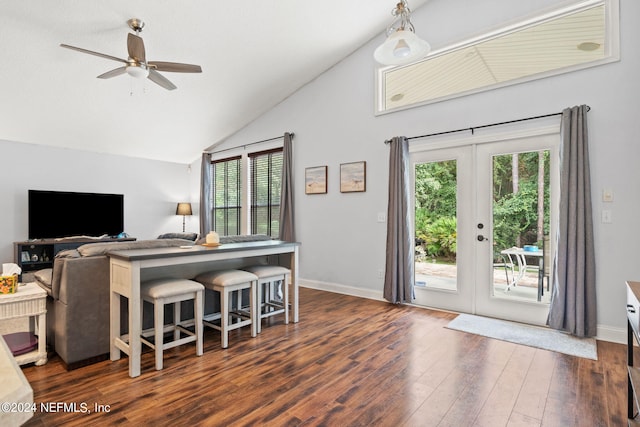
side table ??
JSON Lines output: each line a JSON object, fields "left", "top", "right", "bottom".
{"left": 0, "top": 282, "right": 47, "bottom": 366}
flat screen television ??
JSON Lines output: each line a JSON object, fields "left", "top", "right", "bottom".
{"left": 28, "top": 190, "right": 124, "bottom": 239}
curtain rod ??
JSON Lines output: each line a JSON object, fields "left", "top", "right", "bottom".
{"left": 383, "top": 107, "right": 590, "bottom": 144}
{"left": 209, "top": 132, "right": 294, "bottom": 155}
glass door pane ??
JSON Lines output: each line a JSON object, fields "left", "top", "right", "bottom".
{"left": 414, "top": 159, "right": 458, "bottom": 292}
{"left": 490, "top": 150, "right": 551, "bottom": 304}
{"left": 411, "top": 146, "right": 473, "bottom": 314}
{"left": 475, "top": 133, "right": 559, "bottom": 326}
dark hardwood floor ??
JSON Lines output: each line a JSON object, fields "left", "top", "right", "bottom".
{"left": 21, "top": 287, "right": 627, "bottom": 426}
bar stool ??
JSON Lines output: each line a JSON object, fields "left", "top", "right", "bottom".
{"left": 194, "top": 270, "right": 258, "bottom": 348}
{"left": 140, "top": 278, "right": 204, "bottom": 371}
{"left": 241, "top": 265, "right": 290, "bottom": 333}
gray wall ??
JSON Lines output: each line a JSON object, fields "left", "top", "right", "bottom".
{"left": 0, "top": 139, "right": 196, "bottom": 264}
{"left": 203, "top": 0, "right": 640, "bottom": 341}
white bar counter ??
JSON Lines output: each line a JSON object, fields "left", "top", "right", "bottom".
{"left": 108, "top": 240, "right": 300, "bottom": 378}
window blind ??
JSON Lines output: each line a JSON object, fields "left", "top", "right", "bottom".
{"left": 212, "top": 156, "right": 241, "bottom": 236}
{"left": 250, "top": 148, "right": 283, "bottom": 238}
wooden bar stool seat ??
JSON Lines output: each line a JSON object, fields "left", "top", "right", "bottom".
{"left": 195, "top": 270, "right": 258, "bottom": 348}
{"left": 242, "top": 265, "right": 290, "bottom": 333}
{"left": 140, "top": 278, "right": 204, "bottom": 371}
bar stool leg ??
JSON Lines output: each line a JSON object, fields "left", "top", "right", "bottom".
{"left": 283, "top": 276, "right": 289, "bottom": 325}
{"left": 155, "top": 297, "right": 165, "bottom": 370}
{"left": 174, "top": 301, "right": 181, "bottom": 342}
{"left": 256, "top": 281, "right": 264, "bottom": 334}
{"left": 220, "top": 288, "right": 229, "bottom": 349}
{"left": 195, "top": 290, "right": 203, "bottom": 356}
{"left": 251, "top": 281, "right": 257, "bottom": 337}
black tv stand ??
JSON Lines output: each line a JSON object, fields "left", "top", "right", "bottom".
{"left": 13, "top": 237, "right": 136, "bottom": 281}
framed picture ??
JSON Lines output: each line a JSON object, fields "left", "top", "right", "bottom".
{"left": 340, "top": 161, "right": 366, "bottom": 193}
{"left": 21, "top": 251, "right": 30, "bottom": 262}
{"left": 305, "top": 166, "right": 328, "bottom": 194}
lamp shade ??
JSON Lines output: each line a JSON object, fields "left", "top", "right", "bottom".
{"left": 176, "top": 202, "right": 193, "bottom": 216}
{"left": 374, "top": 30, "right": 431, "bottom": 66}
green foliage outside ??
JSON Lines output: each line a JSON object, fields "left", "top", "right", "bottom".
{"left": 415, "top": 160, "right": 457, "bottom": 261}
{"left": 414, "top": 151, "right": 550, "bottom": 262}
{"left": 492, "top": 151, "right": 550, "bottom": 258}
{"left": 419, "top": 216, "right": 457, "bottom": 260}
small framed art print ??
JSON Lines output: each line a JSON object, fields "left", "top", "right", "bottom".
{"left": 340, "top": 161, "right": 366, "bottom": 193}
{"left": 305, "top": 166, "right": 328, "bottom": 194}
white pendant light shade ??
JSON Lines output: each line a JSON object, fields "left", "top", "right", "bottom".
{"left": 374, "top": 1, "right": 430, "bottom": 66}
{"left": 374, "top": 30, "right": 431, "bottom": 65}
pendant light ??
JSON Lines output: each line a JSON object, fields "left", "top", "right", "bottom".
{"left": 374, "top": 1, "right": 430, "bottom": 66}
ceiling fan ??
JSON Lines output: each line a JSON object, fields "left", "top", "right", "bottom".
{"left": 60, "top": 18, "right": 202, "bottom": 90}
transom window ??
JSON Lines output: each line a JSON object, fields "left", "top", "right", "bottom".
{"left": 376, "top": 0, "right": 619, "bottom": 114}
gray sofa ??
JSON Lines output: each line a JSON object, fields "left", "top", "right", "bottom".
{"left": 34, "top": 235, "right": 272, "bottom": 369}
{"left": 34, "top": 238, "right": 198, "bottom": 368}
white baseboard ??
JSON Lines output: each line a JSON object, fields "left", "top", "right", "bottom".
{"left": 299, "top": 278, "right": 385, "bottom": 302}
{"left": 596, "top": 324, "right": 626, "bottom": 344}
{"left": 299, "top": 278, "right": 625, "bottom": 344}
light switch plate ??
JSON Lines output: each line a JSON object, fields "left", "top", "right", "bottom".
{"left": 603, "top": 188, "right": 614, "bottom": 202}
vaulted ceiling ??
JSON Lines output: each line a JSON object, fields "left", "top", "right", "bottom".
{"left": 0, "top": 1, "right": 428, "bottom": 163}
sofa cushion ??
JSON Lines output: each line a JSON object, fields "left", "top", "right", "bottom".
{"left": 55, "top": 249, "right": 81, "bottom": 259}
{"left": 194, "top": 234, "right": 272, "bottom": 245}
{"left": 77, "top": 239, "right": 193, "bottom": 257}
{"left": 158, "top": 232, "right": 199, "bottom": 241}
{"left": 221, "top": 234, "right": 272, "bottom": 243}
{"left": 34, "top": 268, "right": 53, "bottom": 296}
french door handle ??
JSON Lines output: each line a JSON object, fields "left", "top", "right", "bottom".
{"left": 477, "top": 235, "right": 488, "bottom": 242}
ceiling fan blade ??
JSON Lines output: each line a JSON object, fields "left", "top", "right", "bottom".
{"left": 127, "top": 33, "right": 146, "bottom": 63}
{"left": 148, "top": 61, "right": 202, "bottom": 73}
{"left": 97, "top": 67, "right": 127, "bottom": 79}
{"left": 148, "top": 69, "right": 177, "bottom": 90}
{"left": 60, "top": 44, "right": 129, "bottom": 64}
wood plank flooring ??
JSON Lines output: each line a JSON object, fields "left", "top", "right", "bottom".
{"left": 21, "top": 287, "right": 627, "bottom": 426}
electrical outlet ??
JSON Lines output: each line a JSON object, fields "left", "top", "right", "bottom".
{"left": 602, "top": 209, "right": 612, "bottom": 223}
{"left": 377, "top": 212, "right": 386, "bottom": 223}
{"left": 378, "top": 269, "right": 384, "bottom": 279}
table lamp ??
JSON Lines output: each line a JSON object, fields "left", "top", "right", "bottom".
{"left": 176, "top": 202, "right": 192, "bottom": 232}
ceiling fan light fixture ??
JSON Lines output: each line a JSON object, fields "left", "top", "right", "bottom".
{"left": 60, "top": 18, "right": 201, "bottom": 90}
{"left": 126, "top": 64, "right": 149, "bottom": 79}
{"left": 374, "top": 1, "right": 430, "bottom": 66}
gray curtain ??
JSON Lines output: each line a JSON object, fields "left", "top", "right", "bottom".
{"left": 384, "top": 136, "right": 414, "bottom": 303}
{"left": 278, "top": 132, "right": 295, "bottom": 241}
{"left": 547, "top": 105, "right": 596, "bottom": 337}
{"left": 199, "top": 152, "right": 213, "bottom": 237}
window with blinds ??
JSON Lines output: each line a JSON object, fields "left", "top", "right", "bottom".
{"left": 212, "top": 156, "right": 241, "bottom": 236}
{"left": 250, "top": 148, "right": 283, "bottom": 238}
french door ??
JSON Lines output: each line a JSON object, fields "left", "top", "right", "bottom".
{"left": 411, "top": 131, "right": 559, "bottom": 325}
